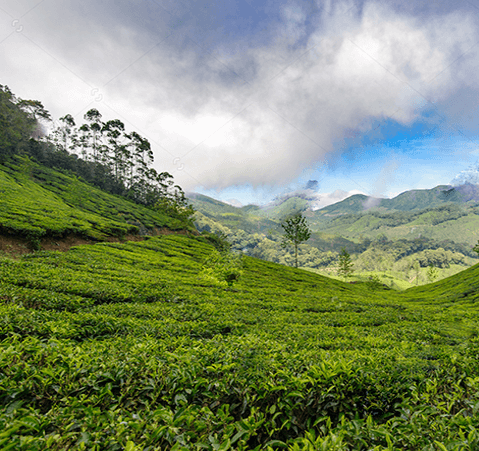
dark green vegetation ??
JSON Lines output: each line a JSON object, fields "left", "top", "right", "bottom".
{"left": 0, "top": 84, "right": 194, "bottom": 225}
{"left": 2, "top": 236, "right": 479, "bottom": 449}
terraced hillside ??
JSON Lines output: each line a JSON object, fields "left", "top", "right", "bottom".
{"left": 0, "top": 159, "right": 195, "bottom": 254}
{"left": 1, "top": 234, "right": 479, "bottom": 449}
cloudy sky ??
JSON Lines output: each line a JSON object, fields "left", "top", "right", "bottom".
{"left": 1, "top": 0, "right": 479, "bottom": 208}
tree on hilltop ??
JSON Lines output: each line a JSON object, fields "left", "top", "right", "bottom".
{"left": 280, "top": 212, "right": 312, "bottom": 268}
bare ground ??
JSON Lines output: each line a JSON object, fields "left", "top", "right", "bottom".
{"left": 0, "top": 228, "right": 198, "bottom": 258}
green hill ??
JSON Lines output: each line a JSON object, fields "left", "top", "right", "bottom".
{"left": 2, "top": 233, "right": 479, "bottom": 449}
{"left": 188, "top": 193, "right": 278, "bottom": 234}
{"left": 314, "top": 193, "right": 379, "bottom": 217}
{"left": 314, "top": 184, "right": 479, "bottom": 219}
{"left": 0, "top": 157, "right": 195, "bottom": 254}
{"left": 307, "top": 202, "right": 479, "bottom": 247}
{"left": 189, "top": 192, "right": 479, "bottom": 288}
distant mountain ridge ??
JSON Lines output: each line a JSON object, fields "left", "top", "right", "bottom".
{"left": 314, "top": 184, "right": 479, "bottom": 218}
{"left": 189, "top": 183, "right": 479, "bottom": 226}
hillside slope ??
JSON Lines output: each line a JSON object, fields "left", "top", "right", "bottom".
{"left": 314, "top": 184, "right": 479, "bottom": 219}
{"left": 306, "top": 202, "right": 479, "bottom": 247}
{"left": 188, "top": 192, "right": 278, "bottom": 234}
{"left": 1, "top": 235, "right": 479, "bottom": 448}
{"left": 0, "top": 158, "right": 195, "bottom": 253}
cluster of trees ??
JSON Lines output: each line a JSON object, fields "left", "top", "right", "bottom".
{"left": 0, "top": 85, "right": 44, "bottom": 160}
{"left": 0, "top": 84, "right": 193, "bottom": 223}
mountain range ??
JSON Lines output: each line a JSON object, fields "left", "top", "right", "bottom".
{"left": 188, "top": 182, "right": 479, "bottom": 225}
{"left": 312, "top": 183, "right": 479, "bottom": 218}
{"left": 188, "top": 180, "right": 479, "bottom": 253}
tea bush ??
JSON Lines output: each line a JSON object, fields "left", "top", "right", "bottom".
{"left": 1, "top": 235, "right": 479, "bottom": 449}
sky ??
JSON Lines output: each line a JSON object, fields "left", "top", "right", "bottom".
{"left": 1, "top": 0, "right": 479, "bottom": 208}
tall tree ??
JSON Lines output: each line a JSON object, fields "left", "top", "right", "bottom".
{"left": 83, "top": 109, "right": 103, "bottom": 162}
{"left": 0, "top": 85, "right": 32, "bottom": 160}
{"left": 102, "top": 119, "right": 126, "bottom": 181}
{"left": 77, "top": 123, "right": 91, "bottom": 160}
{"left": 337, "top": 247, "right": 354, "bottom": 280}
{"left": 124, "top": 131, "right": 153, "bottom": 188}
{"left": 17, "top": 99, "right": 52, "bottom": 123}
{"left": 59, "top": 114, "right": 77, "bottom": 153}
{"left": 280, "top": 212, "right": 312, "bottom": 268}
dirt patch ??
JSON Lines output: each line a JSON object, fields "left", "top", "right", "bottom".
{"left": 0, "top": 228, "right": 199, "bottom": 258}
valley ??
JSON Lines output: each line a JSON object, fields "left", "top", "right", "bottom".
{"left": 189, "top": 191, "right": 479, "bottom": 290}
{"left": 2, "top": 83, "right": 479, "bottom": 449}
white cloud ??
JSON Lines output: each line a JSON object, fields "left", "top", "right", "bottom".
{"left": 311, "top": 189, "right": 366, "bottom": 209}
{"left": 1, "top": 0, "right": 478, "bottom": 194}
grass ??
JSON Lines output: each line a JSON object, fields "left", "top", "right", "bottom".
{"left": 1, "top": 234, "right": 479, "bottom": 449}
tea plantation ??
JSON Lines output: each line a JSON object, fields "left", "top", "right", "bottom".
{"left": 1, "top": 234, "right": 479, "bottom": 450}
{"left": 0, "top": 159, "right": 193, "bottom": 247}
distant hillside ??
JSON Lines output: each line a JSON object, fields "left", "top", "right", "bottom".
{"left": 253, "top": 196, "right": 310, "bottom": 220}
{"left": 314, "top": 184, "right": 479, "bottom": 219}
{"left": 191, "top": 183, "right": 479, "bottom": 232}
{"left": 188, "top": 192, "right": 278, "bottom": 234}
{"left": 315, "top": 193, "right": 380, "bottom": 217}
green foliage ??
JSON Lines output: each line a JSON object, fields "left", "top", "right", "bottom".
{"left": 281, "top": 213, "right": 312, "bottom": 268}
{"left": 426, "top": 263, "right": 439, "bottom": 283}
{"left": 337, "top": 247, "right": 354, "bottom": 280}
{"left": 199, "top": 230, "right": 232, "bottom": 253}
{"left": 199, "top": 248, "right": 244, "bottom": 287}
{"left": 366, "top": 274, "right": 383, "bottom": 289}
{"left": 0, "top": 159, "right": 194, "bottom": 243}
{"left": 1, "top": 235, "right": 479, "bottom": 448}
{"left": 154, "top": 188, "right": 195, "bottom": 225}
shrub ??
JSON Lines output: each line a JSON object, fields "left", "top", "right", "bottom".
{"left": 199, "top": 249, "right": 243, "bottom": 287}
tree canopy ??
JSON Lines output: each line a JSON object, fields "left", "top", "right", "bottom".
{"left": 280, "top": 212, "right": 312, "bottom": 268}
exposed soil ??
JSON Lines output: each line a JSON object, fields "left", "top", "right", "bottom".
{"left": 0, "top": 228, "right": 199, "bottom": 258}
